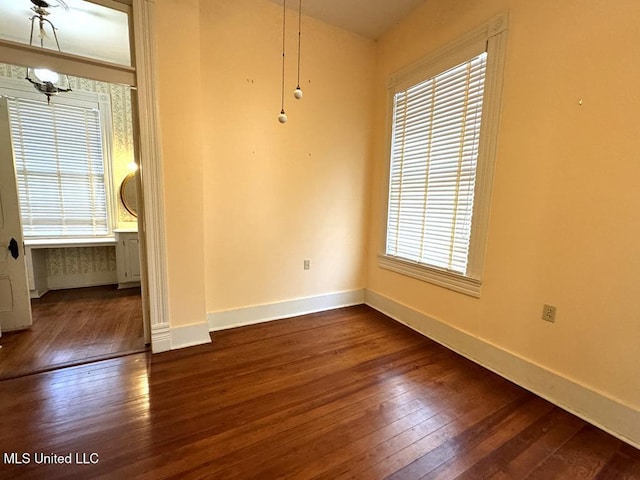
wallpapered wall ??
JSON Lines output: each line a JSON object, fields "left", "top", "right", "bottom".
{"left": 47, "top": 246, "right": 117, "bottom": 278}
{"left": 0, "top": 63, "right": 134, "bottom": 282}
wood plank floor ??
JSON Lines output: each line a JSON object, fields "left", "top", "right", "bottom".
{"left": 0, "top": 285, "right": 146, "bottom": 380}
{"left": 0, "top": 305, "right": 638, "bottom": 479}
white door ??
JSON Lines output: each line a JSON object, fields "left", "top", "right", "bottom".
{"left": 0, "top": 97, "right": 32, "bottom": 333}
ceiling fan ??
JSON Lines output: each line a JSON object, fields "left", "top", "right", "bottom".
{"left": 30, "top": 0, "right": 69, "bottom": 13}
{"left": 30, "top": 0, "right": 110, "bottom": 22}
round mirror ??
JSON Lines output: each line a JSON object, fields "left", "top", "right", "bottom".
{"left": 120, "top": 172, "right": 138, "bottom": 217}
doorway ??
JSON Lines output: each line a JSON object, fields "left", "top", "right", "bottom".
{"left": 0, "top": 0, "right": 167, "bottom": 358}
{"left": 0, "top": 63, "right": 147, "bottom": 379}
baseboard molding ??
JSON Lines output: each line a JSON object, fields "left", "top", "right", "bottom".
{"left": 364, "top": 289, "right": 640, "bottom": 449}
{"left": 208, "top": 289, "right": 365, "bottom": 332}
{"left": 170, "top": 321, "right": 212, "bottom": 350}
{"left": 151, "top": 322, "right": 171, "bottom": 353}
{"left": 29, "top": 287, "right": 50, "bottom": 299}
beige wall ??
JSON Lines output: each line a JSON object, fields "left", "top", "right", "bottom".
{"left": 155, "top": 0, "right": 207, "bottom": 327}
{"left": 367, "top": 0, "right": 640, "bottom": 410}
{"left": 199, "top": 0, "right": 375, "bottom": 312}
{"left": 152, "top": 0, "right": 638, "bottom": 418}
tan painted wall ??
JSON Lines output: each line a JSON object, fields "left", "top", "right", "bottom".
{"left": 367, "top": 0, "right": 640, "bottom": 410}
{"left": 155, "top": 0, "right": 207, "bottom": 327}
{"left": 200, "top": 0, "right": 375, "bottom": 312}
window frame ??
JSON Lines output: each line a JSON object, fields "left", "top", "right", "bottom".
{"left": 0, "top": 75, "right": 115, "bottom": 241}
{"left": 378, "top": 13, "right": 508, "bottom": 297}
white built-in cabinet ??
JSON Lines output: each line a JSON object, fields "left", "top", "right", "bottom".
{"left": 24, "top": 230, "right": 141, "bottom": 296}
{"left": 115, "top": 229, "right": 141, "bottom": 289}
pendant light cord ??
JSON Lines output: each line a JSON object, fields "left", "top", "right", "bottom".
{"left": 296, "top": 0, "right": 302, "bottom": 89}
{"left": 280, "top": 0, "right": 286, "bottom": 113}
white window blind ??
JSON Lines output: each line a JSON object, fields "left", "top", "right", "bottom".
{"left": 7, "top": 97, "right": 109, "bottom": 238}
{"left": 386, "top": 52, "right": 487, "bottom": 275}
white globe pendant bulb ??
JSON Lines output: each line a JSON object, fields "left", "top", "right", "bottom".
{"left": 34, "top": 68, "right": 59, "bottom": 83}
{"left": 278, "top": 110, "right": 288, "bottom": 124}
{"left": 294, "top": 87, "right": 303, "bottom": 100}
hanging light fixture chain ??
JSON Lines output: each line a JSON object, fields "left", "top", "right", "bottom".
{"left": 278, "top": 0, "right": 288, "bottom": 122}
{"left": 281, "top": 0, "right": 286, "bottom": 113}
{"left": 29, "top": 16, "right": 36, "bottom": 46}
{"left": 296, "top": 0, "right": 302, "bottom": 88}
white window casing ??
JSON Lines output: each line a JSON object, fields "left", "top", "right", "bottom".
{"left": 379, "top": 13, "right": 508, "bottom": 297}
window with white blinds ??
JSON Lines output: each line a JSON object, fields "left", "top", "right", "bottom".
{"left": 386, "top": 52, "right": 487, "bottom": 275}
{"left": 7, "top": 97, "right": 110, "bottom": 238}
{"left": 380, "top": 14, "right": 508, "bottom": 297}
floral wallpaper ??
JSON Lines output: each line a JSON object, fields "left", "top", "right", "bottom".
{"left": 46, "top": 247, "right": 117, "bottom": 276}
{"left": 0, "top": 63, "right": 134, "bottom": 278}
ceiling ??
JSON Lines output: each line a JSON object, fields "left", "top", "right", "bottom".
{"left": 0, "top": 0, "right": 428, "bottom": 71}
{"left": 267, "top": 0, "right": 428, "bottom": 39}
{"left": 0, "top": 0, "right": 130, "bottom": 66}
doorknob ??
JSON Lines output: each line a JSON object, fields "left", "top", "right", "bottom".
{"left": 8, "top": 238, "right": 19, "bottom": 259}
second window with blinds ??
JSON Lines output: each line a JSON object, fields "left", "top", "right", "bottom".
{"left": 379, "top": 15, "right": 508, "bottom": 297}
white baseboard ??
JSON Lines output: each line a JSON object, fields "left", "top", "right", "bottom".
{"left": 47, "top": 271, "right": 118, "bottom": 290}
{"left": 364, "top": 289, "right": 640, "bottom": 449}
{"left": 29, "top": 287, "right": 50, "bottom": 299}
{"left": 207, "top": 289, "right": 365, "bottom": 332}
{"left": 151, "top": 322, "right": 171, "bottom": 353}
{"left": 170, "top": 321, "right": 211, "bottom": 350}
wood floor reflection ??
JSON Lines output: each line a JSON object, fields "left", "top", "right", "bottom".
{"left": 0, "top": 285, "right": 146, "bottom": 380}
{"left": 0, "top": 305, "right": 638, "bottom": 479}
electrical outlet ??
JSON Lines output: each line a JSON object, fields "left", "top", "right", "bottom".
{"left": 303, "top": 259, "right": 310, "bottom": 270}
{"left": 542, "top": 304, "right": 556, "bottom": 323}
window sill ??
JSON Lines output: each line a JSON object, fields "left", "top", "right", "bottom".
{"left": 377, "top": 254, "right": 481, "bottom": 298}
{"left": 24, "top": 238, "right": 117, "bottom": 249}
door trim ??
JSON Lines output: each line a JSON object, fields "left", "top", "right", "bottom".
{"left": 132, "top": 0, "right": 170, "bottom": 352}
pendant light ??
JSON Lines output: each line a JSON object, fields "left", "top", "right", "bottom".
{"left": 293, "top": 0, "right": 303, "bottom": 100}
{"left": 25, "top": 0, "right": 72, "bottom": 104}
{"left": 277, "top": 0, "right": 288, "bottom": 123}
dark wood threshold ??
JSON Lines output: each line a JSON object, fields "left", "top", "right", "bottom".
{"left": 0, "top": 345, "right": 149, "bottom": 382}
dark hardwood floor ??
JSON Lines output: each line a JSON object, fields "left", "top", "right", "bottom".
{"left": 0, "top": 285, "right": 145, "bottom": 380}
{"left": 0, "top": 305, "right": 638, "bottom": 479}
